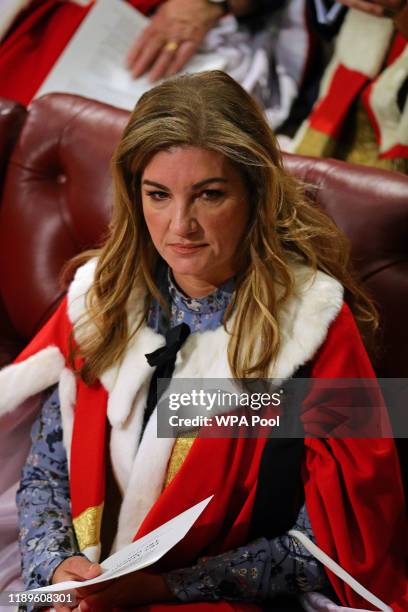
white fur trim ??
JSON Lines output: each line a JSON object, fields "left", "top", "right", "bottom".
{"left": 113, "top": 411, "right": 175, "bottom": 551}
{"left": 101, "top": 326, "right": 164, "bottom": 428}
{"left": 170, "top": 267, "right": 343, "bottom": 381}
{"left": 337, "top": 10, "right": 393, "bottom": 78}
{"left": 369, "top": 46, "right": 408, "bottom": 152}
{"left": 273, "top": 268, "right": 343, "bottom": 378}
{"left": 82, "top": 544, "right": 101, "bottom": 563}
{"left": 59, "top": 368, "right": 77, "bottom": 468}
{"left": 0, "top": 347, "right": 65, "bottom": 417}
{"left": 67, "top": 258, "right": 98, "bottom": 341}
{"left": 317, "top": 54, "right": 341, "bottom": 102}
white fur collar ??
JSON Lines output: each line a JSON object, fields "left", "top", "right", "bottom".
{"left": 68, "top": 258, "right": 344, "bottom": 410}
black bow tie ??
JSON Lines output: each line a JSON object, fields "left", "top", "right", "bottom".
{"left": 143, "top": 323, "right": 191, "bottom": 433}
{"left": 145, "top": 323, "right": 191, "bottom": 368}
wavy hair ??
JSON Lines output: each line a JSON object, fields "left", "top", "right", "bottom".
{"left": 68, "top": 71, "right": 378, "bottom": 383}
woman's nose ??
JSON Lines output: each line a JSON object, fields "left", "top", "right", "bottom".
{"left": 170, "top": 201, "right": 198, "bottom": 235}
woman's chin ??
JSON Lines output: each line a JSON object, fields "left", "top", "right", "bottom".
{"left": 164, "top": 254, "right": 210, "bottom": 277}
{"left": 169, "top": 263, "right": 208, "bottom": 279}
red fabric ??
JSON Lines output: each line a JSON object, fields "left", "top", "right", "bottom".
{"left": 386, "top": 33, "right": 407, "bottom": 66}
{"left": 309, "top": 65, "right": 367, "bottom": 138}
{"left": 13, "top": 296, "right": 72, "bottom": 364}
{"left": 12, "top": 300, "right": 407, "bottom": 610}
{"left": 0, "top": 0, "right": 161, "bottom": 106}
{"left": 380, "top": 143, "right": 408, "bottom": 159}
{"left": 131, "top": 304, "right": 407, "bottom": 610}
{"left": 306, "top": 305, "right": 407, "bottom": 611}
{"left": 12, "top": 297, "right": 109, "bottom": 518}
{"left": 70, "top": 379, "right": 109, "bottom": 518}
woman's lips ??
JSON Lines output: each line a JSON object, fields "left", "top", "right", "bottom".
{"left": 168, "top": 243, "right": 207, "bottom": 254}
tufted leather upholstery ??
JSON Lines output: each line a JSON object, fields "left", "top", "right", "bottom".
{"left": 1, "top": 92, "right": 408, "bottom": 378}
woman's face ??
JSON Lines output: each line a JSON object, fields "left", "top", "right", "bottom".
{"left": 141, "top": 146, "right": 250, "bottom": 295}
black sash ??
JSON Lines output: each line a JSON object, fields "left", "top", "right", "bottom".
{"left": 250, "top": 363, "right": 312, "bottom": 539}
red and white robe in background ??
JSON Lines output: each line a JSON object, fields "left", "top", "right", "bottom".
{"left": 295, "top": 9, "right": 408, "bottom": 166}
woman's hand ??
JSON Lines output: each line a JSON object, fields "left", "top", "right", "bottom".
{"left": 74, "top": 570, "right": 175, "bottom": 611}
{"left": 51, "top": 556, "right": 102, "bottom": 612}
{"left": 127, "top": 0, "right": 225, "bottom": 82}
{"left": 336, "top": 0, "right": 405, "bottom": 17}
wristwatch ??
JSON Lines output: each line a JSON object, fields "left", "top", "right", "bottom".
{"left": 207, "top": 0, "right": 229, "bottom": 14}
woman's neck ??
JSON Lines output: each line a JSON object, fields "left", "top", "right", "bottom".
{"left": 171, "top": 271, "right": 231, "bottom": 298}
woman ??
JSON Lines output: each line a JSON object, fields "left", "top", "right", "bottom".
{"left": 2, "top": 71, "right": 406, "bottom": 611}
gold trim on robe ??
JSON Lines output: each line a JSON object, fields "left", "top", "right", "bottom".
{"left": 165, "top": 436, "right": 196, "bottom": 488}
{"left": 73, "top": 502, "right": 104, "bottom": 551}
{"left": 295, "top": 127, "right": 335, "bottom": 158}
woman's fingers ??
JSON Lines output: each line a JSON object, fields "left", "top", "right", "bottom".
{"left": 133, "top": 36, "right": 200, "bottom": 83}
{"left": 52, "top": 557, "right": 102, "bottom": 584}
{"left": 83, "top": 563, "right": 103, "bottom": 580}
{"left": 127, "top": 0, "right": 222, "bottom": 80}
{"left": 165, "top": 40, "right": 198, "bottom": 78}
{"left": 147, "top": 42, "right": 182, "bottom": 82}
{"left": 126, "top": 27, "right": 146, "bottom": 67}
{"left": 129, "top": 33, "right": 165, "bottom": 78}
{"left": 52, "top": 557, "right": 103, "bottom": 610}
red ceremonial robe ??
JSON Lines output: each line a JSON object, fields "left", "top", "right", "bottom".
{"left": 0, "top": 260, "right": 406, "bottom": 611}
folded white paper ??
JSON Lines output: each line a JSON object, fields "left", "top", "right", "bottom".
{"left": 30, "top": 495, "right": 213, "bottom": 593}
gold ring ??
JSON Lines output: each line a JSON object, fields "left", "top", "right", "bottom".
{"left": 164, "top": 41, "right": 178, "bottom": 52}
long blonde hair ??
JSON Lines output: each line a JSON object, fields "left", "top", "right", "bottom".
{"left": 68, "top": 71, "right": 377, "bottom": 383}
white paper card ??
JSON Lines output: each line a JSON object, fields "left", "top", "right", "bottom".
{"left": 29, "top": 495, "right": 213, "bottom": 593}
{"left": 35, "top": 0, "right": 227, "bottom": 110}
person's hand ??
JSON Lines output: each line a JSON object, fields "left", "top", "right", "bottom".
{"left": 74, "top": 570, "right": 174, "bottom": 611}
{"left": 127, "top": 0, "right": 225, "bottom": 82}
{"left": 336, "top": 0, "right": 405, "bottom": 17}
{"left": 51, "top": 556, "right": 102, "bottom": 612}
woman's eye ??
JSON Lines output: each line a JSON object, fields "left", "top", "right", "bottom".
{"left": 199, "top": 189, "right": 225, "bottom": 202}
{"left": 146, "top": 190, "right": 169, "bottom": 201}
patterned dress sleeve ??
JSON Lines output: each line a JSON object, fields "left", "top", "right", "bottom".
{"left": 16, "top": 387, "right": 84, "bottom": 589}
{"left": 164, "top": 503, "right": 328, "bottom": 603}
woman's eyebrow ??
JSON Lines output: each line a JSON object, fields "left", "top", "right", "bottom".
{"left": 142, "top": 180, "right": 169, "bottom": 189}
{"left": 192, "top": 177, "right": 228, "bottom": 189}
{"left": 142, "top": 177, "right": 228, "bottom": 190}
